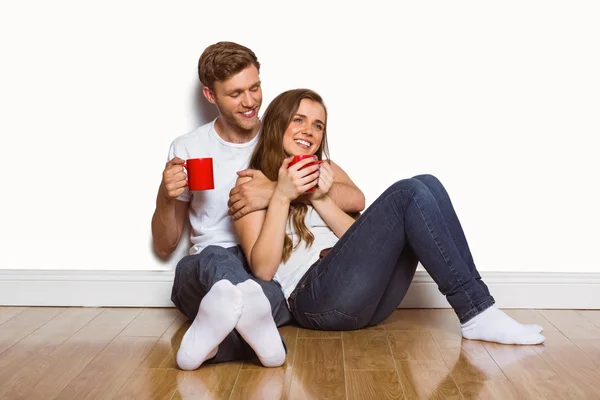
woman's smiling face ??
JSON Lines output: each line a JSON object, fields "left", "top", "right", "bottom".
{"left": 282, "top": 99, "right": 326, "bottom": 156}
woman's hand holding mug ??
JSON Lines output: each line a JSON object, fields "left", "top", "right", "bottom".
{"left": 310, "top": 160, "right": 334, "bottom": 200}
{"left": 275, "top": 155, "right": 321, "bottom": 202}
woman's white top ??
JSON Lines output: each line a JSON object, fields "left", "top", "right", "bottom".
{"left": 274, "top": 206, "right": 339, "bottom": 300}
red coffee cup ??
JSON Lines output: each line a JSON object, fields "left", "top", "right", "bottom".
{"left": 184, "top": 158, "right": 214, "bottom": 191}
{"left": 289, "top": 155, "right": 322, "bottom": 193}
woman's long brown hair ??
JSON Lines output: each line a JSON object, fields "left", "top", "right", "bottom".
{"left": 249, "top": 89, "right": 330, "bottom": 262}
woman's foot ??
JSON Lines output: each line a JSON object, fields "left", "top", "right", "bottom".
{"left": 461, "top": 306, "right": 545, "bottom": 345}
{"left": 176, "top": 280, "right": 243, "bottom": 370}
{"left": 235, "top": 280, "right": 286, "bottom": 367}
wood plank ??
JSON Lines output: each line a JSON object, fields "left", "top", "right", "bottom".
{"left": 384, "top": 309, "right": 464, "bottom": 350}
{"left": 238, "top": 325, "right": 299, "bottom": 399}
{"left": 343, "top": 330, "right": 395, "bottom": 370}
{"left": 577, "top": 310, "right": 600, "bottom": 329}
{"left": 538, "top": 309, "right": 600, "bottom": 366}
{"left": 114, "top": 369, "right": 178, "bottom": 400}
{"left": 346, "top": 370, "right": 403, "bottom": 400}
{"left": 119, "top": 307, "right": 180, "bottom": 337}
{"left": 388, "top": 330, "right": 444, "bottom": 361}
{"left": 139, "top": 314, "right": 188, "bottom": 369}
{"left": 289, "top": 338, "right": 345, "bottom": 400}
{"left": 56, "top": 336, "right": 159, "bottom": 400}
{"left": 484, "top": 342, "right": 580, "bottom": 399}
{"left": 170, "top": 362, "right": 243, "bottom": 399}
{"left": 439, "top": 340, "right": 520, "bottom": 400}
{"left": 381, "top": 309, "right": 433, "bottom": 331}
{"left": 0, "top": 307, "right": 102, "bottom": 399}
{"left": 0, "top": 306, "right": 27, "bottom": 325}
{"left": 389, "top": 329, "right": 461, "bottom": 399}
{"left": 538, "top": 310, "right": 600, "bottom": 339}
{"left": 230, "top": 369, "right": 288, "bottom": 400}
{"left": 396, "top": 360, "right": 462, "bottom": 399}
{"left": 0, "top": 307, "right": 64, "bottom": 355}
{"left": 532, "top": 331, "right": 600, "bottom": 398}
{"left": 27, "top": 308, "right": 142, "bottom": 399}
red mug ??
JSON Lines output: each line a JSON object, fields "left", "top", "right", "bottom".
{"left": 184, "top": 158, "right": 214, "bottom": 191}
{"left": 289, "top": 155, "right": 322, "bottom": 193}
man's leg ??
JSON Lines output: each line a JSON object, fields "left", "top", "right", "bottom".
{"left": 171, "top": 245, "right": 292, "bottom": 366}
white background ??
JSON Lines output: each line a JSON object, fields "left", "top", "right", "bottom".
{"left": 0, "top": 1, "right": 598, "bottom": 273}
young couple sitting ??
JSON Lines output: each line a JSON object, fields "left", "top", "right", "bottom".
{"left": 173, "top": 88, "right": 545, "bottom": 370}
{"left": 152, "top": 42, "right": 544, "bottom": 372}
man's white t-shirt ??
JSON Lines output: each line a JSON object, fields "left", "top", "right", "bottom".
{"left": 168, "top": 119, "right": 259, "bottom": 255}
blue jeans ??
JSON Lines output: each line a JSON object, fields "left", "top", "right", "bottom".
{"left": 288, "top": 174, "right": 495, "bottom": 329}
{"left": 171, "top": 245, "right": 293, "bottom": 363}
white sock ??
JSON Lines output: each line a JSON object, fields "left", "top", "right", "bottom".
{"left": 176, "top": 280, "right": 242, "bottom": 370}
{"left": 235, "top": 280, "right": 286, "bottom": 367}
{"left": 461, "top": 305, "right": 545, "bottom": 345}
{"left": 525, "top": 324, "right": 544, "bottom": 333}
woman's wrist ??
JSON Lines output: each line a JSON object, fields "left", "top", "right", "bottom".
{"left": 311, "top": 193, "right": 331, "bottom": 206}
{"left": 272, "top": 186, "right": 292, "bottom": 206}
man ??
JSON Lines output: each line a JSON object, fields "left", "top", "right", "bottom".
{"left": 151, "top": 41, "right": 365, "bottom": 369}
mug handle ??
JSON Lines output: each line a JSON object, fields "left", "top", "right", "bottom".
{"left": 182, "top": 162, "right": 189, "bottom": 187}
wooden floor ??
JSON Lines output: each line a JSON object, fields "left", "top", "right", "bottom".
{"left": 1, "top": 308, "right": 599, "bottom": 400}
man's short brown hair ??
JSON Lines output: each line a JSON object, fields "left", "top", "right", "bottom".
{"left": 198, "top": 41, "right": 260, "bottom": 90}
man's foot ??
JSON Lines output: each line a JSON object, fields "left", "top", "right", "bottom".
{"left": 176, "top": 280, "right": 242, "bottom": 370}
{"left": 235, "top": 280, "right": 286, "bottom": 367}
{"left": 461, "top": 306, "right": 545, "bottom": 345}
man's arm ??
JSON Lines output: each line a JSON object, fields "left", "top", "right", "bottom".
{"left": 229, "top": 160, "right": 365, "bottom": 219}
{"left": 228, "top": 169, "right": 276, "bottom": 220}
{"left": 151, "top": 157, "right": 190, "bottom": 259}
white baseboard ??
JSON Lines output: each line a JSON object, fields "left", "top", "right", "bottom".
{"left": 1, "top": 270, "right": 599, "bottom": 309}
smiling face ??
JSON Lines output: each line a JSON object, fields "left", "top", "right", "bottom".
{"left": 203, "top": 65, "right": 262, "bottom": 135}
{"left": 282, "top": 99, "right": 326, "bottom": 156}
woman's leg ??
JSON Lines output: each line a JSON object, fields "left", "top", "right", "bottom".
{"left": 291, "top": 178, "right": 492, "bottom": 329}
{"left": 412, "top": 174, "right": 490, "bottom": 296}
{"left": 367, "top": 246, "right": 418, "bottom": 326}
{"left": 290, "top": 178, "right": 544, "bottom": 344}
{"left": 411, "top": 175, "right": 542, "bottom": 334}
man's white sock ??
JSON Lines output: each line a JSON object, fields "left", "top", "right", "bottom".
{"left": 235, "top": 280, "right": 286, "bottom": 367}
{"left": 176, "top": 280, "right": 242, "bottom": 370}
{"left": 461, "top": 305, "right": 545, "bottom": 345}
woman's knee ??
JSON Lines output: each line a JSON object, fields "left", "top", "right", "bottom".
{"left": 412, "top": 174, "right": 442, "bottom": 187}
{"left": 388, "top": 177, "right": 430, "bottom": 198}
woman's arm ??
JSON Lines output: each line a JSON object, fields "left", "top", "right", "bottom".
{"left": 228, "top": 160, "right": 364, "bottom": 220}
{"left": 233, "top": 157, "right": 320, "bottom": 281}
{"left": 310, "top": 161, "right": 357, "bottom": 237}
{"left": 327, "top": 161, "right": 365, "bottom": 213}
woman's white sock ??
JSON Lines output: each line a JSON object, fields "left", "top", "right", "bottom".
{"left": 461, "top": 305, "right": 545, "bottom": 345}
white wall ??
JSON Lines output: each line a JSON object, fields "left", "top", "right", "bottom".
{"left": 0, "top": 1, "right": 598, "bottom": 273}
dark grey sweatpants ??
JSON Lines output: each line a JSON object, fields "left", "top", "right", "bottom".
{"left": 171, "top": 245, "right": 293, "bottom": 363}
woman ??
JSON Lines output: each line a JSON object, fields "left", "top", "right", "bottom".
{"left": 234, "top": 88, "right": 545, "bottom": 345}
